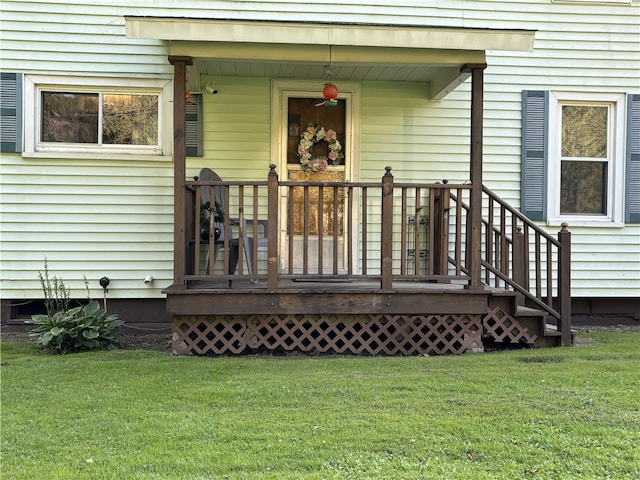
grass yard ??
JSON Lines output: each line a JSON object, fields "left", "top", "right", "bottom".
{"left": 1, "top": 331, "right": 639, "bottom": 479}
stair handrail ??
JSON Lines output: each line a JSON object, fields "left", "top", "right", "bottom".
{"left": 451, "top": 185, "right": 571, "bottom": 344}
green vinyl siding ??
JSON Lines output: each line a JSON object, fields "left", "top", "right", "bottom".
{"left": 1, "top": 0, "right": 639, "bottom": 299}
{"left": 0, "top": 157, "right": 174, "bottom": 298}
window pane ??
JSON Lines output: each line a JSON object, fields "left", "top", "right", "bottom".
{"left": 42, "top": 92, "right": 98, "bottom": 143}
{"left": 560, "top": 161, "right": 607, "bottom": 214}
{"left": 103, "top": 94, "right": 158, "bottom": 145}
{"left": 561, "top": 105, "right": 607, "bottom": 158}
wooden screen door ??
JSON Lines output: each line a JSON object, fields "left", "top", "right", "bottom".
{"left": 280, "top": 93, "right": 349, "bottom": 274}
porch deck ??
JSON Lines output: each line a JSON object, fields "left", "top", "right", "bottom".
{"left": 166, "top": 165, "right": 570, "bottom": 356}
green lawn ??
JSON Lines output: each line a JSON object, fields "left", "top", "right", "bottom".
{"left": 1, "top": 331, "right": 639, "bottom": 479}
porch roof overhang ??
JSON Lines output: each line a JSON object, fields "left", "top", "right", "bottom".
{"left": 125, "top": 17, "right": 535, "bottom": 100}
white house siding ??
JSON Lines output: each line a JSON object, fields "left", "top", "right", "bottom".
{"left": 1, "top": 0, "right": 638, "bottom": 300}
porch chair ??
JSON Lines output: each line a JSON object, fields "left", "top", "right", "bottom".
{"left": 198, "top": 168, "right": 268, "bottom": 282}
{"left": 198, "top": 168, "right": 240, "bottom": 277}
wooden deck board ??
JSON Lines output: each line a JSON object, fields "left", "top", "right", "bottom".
{"left": 165, "top": 279, "right": 495, "bottom": 316}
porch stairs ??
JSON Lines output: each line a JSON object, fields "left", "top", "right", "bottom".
{"left": 483, "top": 292, "right": 567, "bottom": 351}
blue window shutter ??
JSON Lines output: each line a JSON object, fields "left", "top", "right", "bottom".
{"left": 626, "top": 94, "right": 640, "bottom": 223}
{"left": 186, "top": 93, "right": 203, "bottom": 157}
{"left": 0, "top": 72, "right": 23, "bottom": 153}
{"left": 521, "top": 90, "right": 548, "bottom": 221}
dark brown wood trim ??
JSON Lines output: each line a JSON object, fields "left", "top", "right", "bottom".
{"left": 267, "top": 164, "right": 279, "bottom": 291}
{"left": 381, "top": 167, "right": 394, "bottom": 291}
{"left": 558, "top": 223, "right": 572, "bottom": 346}
{"left": 168, "top": 55, "right": 193, "bottom": 287}
{"left": 468, "top": 65, "right": 486, "bottom": 289}
{"left": 166, "top": 290, "right": 490, "bottom": 316}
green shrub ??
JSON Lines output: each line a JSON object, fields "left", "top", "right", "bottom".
{"left": 27, "top": 300, "right": 123, "bottom": 354}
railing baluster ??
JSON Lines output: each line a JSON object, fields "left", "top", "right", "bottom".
{"left": 303, "top": 185, "right": 310, "bottom": 275}
{"left": 362, "top": 187, "right": 368, "bottom": 275}
{"left": 401, "top": 188, "right": 408, "bottom": 276}
{"left": 500, "top": 204, "right": 507, "bottom": 282}
{"left": 252, "top": 186, "right": 259, "bottom": 280}
{"left": 523, "top": 223, "right": 530, "bottom": 291}
{"left": 332, "top": 185, "right": 339, "bottom": 274}
{"left": 237, "top": 185, "right": 245, "bottom": 274}
{"left": 287, "top": 185, "right": 295, "bottom": 275}
{"left": 486, "top": 196, "right": 494, "bottom": 285}
{"left": 546, "top": 239, "right": 553, "bottom": 307}
{"left": 317, "top": 185, "right": 324, "bottom": 275}
{"left": 454, "top": 188, "right": 462, "bottom": 276}
{"left": 414, "top": 187, "right": 422, "bottom": 276}
{"left": 347, "top": 186, "right": 353, "bottom": 276}
{"left": 194, "top": 185, "right": 202, "bottom": 276}
{"left": 535, "top": 231, "right": 542, "bottom": 299}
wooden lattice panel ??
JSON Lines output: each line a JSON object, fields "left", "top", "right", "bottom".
{"left": 173, "top": 313, "right": 483, "bottom": 356}
{"left": 173, "top": 315, "right": 246, "bottom": 355}
{"left": 482, "top": 306, "right": 537, "bottom": 345}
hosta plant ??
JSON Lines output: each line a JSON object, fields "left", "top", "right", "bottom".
{"left": 27, "top": 300, "right": 123, "bottom": 354}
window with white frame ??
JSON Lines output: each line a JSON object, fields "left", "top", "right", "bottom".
{"left": 547, "top": 92, "right": 625, "bottom": 225}
{"left": 23, "top": 75, "right": 172, "bottom": 158}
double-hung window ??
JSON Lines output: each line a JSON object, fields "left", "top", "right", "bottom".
{"left": 23, "top": 75, "right": 172, "bottom": 158}
{"left": 522, "top": 91, "right": 633, "bottom": 226}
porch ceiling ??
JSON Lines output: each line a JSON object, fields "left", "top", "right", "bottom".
{"left": 126, "top": 17, "right": 535, "bottom": 100}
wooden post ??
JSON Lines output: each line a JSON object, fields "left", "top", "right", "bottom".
{"left": 513, "top": 226, "right": 526, "bottom": 306}
{"left": 432, "top": 184, "right": 451, "bottom": 277}
{"left": 381, "top": 167, "right": 394, "bottom": 291}
{"left": 267, "top": 164, "right": 279, "bottom": 291}
{"left": 168, "top": 55, "right": 193, "bottom": 287}
{"left": 463, "top": 63, "right": 487, "bottom": 290}
{"left": 558, "top": 223, "right": 572, "bottom": 346}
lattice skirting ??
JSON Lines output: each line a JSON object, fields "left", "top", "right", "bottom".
{"left": 172, "top": 313, "right": 484, "bottom": 356}
{"left": 483, "top": 306, "right": 538, "bottom": 345}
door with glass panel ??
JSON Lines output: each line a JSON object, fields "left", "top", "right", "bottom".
{"left": 281, "top": 93, "right": 349, "bottom": 274}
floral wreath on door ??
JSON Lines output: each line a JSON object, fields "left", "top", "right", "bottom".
{"left": 297, "top": 123, "right": 343, "bottom": 172}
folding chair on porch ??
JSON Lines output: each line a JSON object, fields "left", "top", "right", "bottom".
{"left": 198, "top": 168, "right": 240, "bottom": 280}
{"left": 198, "top": 167, "right": 268, "bottom": 283}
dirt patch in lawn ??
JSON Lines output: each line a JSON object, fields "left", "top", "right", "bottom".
{"left": 0, "top": 331, "right": 172, "bottom": 352}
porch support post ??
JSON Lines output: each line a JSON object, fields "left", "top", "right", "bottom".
{"left": 463, "top": 63, "right": 487, "bottom": 290}
{"left": 381, "top": 166, "right": 394, "bottom": 291}
{"left": 558, "top": 223, "right": 572, "bottom": 346}
{"left": 168, "top": 55, "right": 193, "bottom": 287}
{"left": 267, "top": 164, "right": 279, "bottom": 291}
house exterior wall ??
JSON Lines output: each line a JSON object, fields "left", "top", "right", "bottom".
{"left": 1, "top": 0, "right": 638, "bottom": 302}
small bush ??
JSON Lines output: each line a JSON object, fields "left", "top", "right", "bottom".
{"left": 27, "top": 300, "right": 123, "bottom": 354}
{"left": 27, "top": 260, "right": 123, "bottom": 354}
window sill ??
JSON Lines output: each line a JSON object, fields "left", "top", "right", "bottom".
{"left": 547, "top": 218, "right": 624, "bottom": 228}
{"left": 22, "top": 151, "right": 173, "bottom": 162}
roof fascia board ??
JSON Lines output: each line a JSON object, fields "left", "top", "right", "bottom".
{"left": 169, "top": 41, "right": 487, "bottom": 66}
{"left": 126, "top": 17, "right": 535, "bottom": 53}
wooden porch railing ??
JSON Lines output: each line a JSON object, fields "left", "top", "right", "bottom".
{"left": 450, "top": 185, "right": 571, "bottom": 345}
{"left": 178, "top": 165, "right": 571, "bottom": 344}
{"left": 182, "top": 166, "right": 472, "bottom": 287}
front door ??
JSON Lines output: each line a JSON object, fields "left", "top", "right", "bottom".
{"left": 276, "top": 84, "right": 355, "bottom": 274}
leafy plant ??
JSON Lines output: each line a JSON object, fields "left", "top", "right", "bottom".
{"left": 27, "top": 300, "right": 123, "bottom": 354}
{"left": 27, "top": 260, "right": 123, "bottom": 354}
